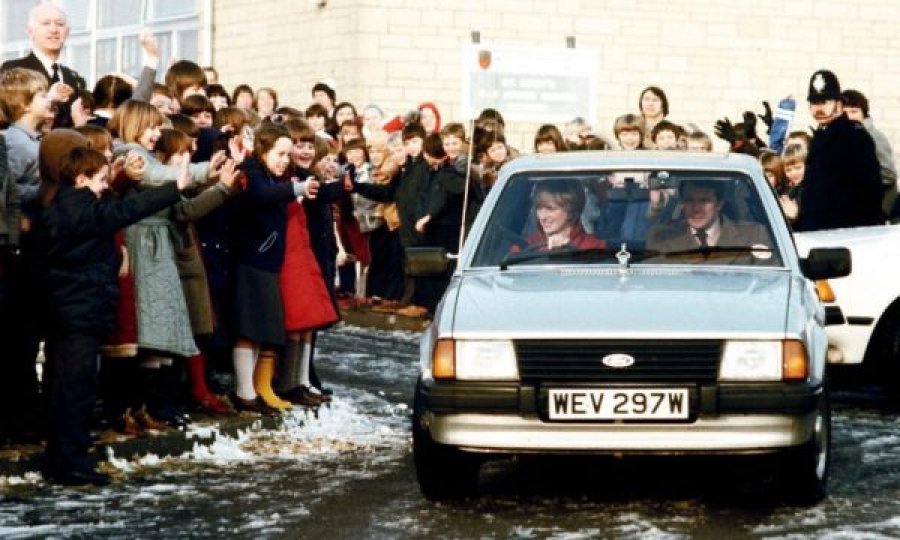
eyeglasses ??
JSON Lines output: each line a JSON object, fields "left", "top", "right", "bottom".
{"left": 269, "top": 113, "right": 286, "bottom": 124}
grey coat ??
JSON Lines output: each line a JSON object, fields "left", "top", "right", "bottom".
{"left": 114, "top": 142, "right": 211, "bottom": 357}
{"left": 862, "top": 117, "right": 898, "bottom": 215}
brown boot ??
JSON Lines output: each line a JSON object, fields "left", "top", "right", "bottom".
{"left": 118, "top": 408, "right": 143, "bottom": 436}
{"left": 134, "top": 406, "right": 170, "bottom": 433}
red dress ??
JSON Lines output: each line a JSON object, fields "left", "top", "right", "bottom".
{"left": 280, "top": 200, "right": 339, "bottom": 332}
{"left": 101, "top": 231, "right": 138, "bottom": 357}
{"left": 516, "top": 222, "right": 607, "bottom": 252}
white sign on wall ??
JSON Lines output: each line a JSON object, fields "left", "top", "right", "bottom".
{"left": 461, "top": 44, "right": 597, "bottom": 123}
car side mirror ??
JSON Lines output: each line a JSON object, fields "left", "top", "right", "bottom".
{"left": 800, "top": 247, "right": 851, "bottom": 280}
{"left": 405, "top": 247, "right": 452, "bottom": 277}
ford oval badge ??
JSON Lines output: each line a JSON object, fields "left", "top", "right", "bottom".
{"left": 602, "top": 353, "right": 635, "bottom": 368}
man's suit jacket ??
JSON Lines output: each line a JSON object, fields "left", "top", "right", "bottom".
{"left": 1, "top": 52, "right": 87, "bottom": 128}
{"left": 647, "top": 216, "right": 772, "bottom": 265}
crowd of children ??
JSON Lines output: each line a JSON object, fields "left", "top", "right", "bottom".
{"left": 2, "top": 35, "right": 885, "bottom": 486}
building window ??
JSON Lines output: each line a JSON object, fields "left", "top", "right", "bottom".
{"left": 98, "top": 0, "right": 142, "bottom": 28}
{"left": 147, "top": 0, "right": 197, "bottom": 20}
{"left": 1, "top": 0, "right": 205, "bottom": 85}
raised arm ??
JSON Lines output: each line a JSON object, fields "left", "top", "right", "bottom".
{"left": 171, "top": 159, "right": 238, "bottom": 222}
{"left": 132, "top": 30, "right": 160, "bottom": 102}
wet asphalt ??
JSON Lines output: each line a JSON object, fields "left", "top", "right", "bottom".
{"left": 3, "top": 325, "right": 900, "bottom": 539}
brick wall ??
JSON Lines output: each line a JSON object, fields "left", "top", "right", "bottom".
{"left": 212, "top": 0, "right": 900, "bottom": 157}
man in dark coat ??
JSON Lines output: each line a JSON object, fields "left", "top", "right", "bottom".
{"left": 795, "top": 69, "right": 884, "bottom": 232}
{"left": 0, "top": 3, "right": 86, "bottom": 128}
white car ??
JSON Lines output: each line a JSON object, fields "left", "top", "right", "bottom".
{"left": 795, "top": 226, "right": 900, "bottom": 392}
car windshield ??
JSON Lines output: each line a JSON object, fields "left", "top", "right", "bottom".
{"left": 471, "top": 170, "right": 783, "bottom": 268}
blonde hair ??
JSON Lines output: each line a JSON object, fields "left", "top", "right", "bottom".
{"left": 686, "top": 131, "right": 713, "bottom": 151}
{"left": 782, "top": 143, "right": 808, "bottom": 166}
{"left": 612, "top": 113, "right": 646, "bottom": 138}
{"left": 108, "top": 100, "right": 165, "bottom": 144}
{"left": 0, "top": 68, "right": 48, "bottom": 122}
{"left": 367, "top": 131, "right": 389, "bottom": 154}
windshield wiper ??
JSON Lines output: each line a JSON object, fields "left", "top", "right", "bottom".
{"left": 646, "top": 244, "right": 774, "bottom": 259}
{"left": 500, "top": 246, "right": 573, "bottom": 270}
{"left": 499, "top": 246, "right": 621, "bottom": 270}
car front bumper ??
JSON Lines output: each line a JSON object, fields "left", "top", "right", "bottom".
{"left": 417, "top": 380, "right": 821, "bottom": 453}
{"left": 422, "top": 411, "right": 815, "bottom": 453}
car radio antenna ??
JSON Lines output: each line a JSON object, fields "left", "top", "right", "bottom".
{"left": 457, "top": 117, "right": 476, "bottom": 256}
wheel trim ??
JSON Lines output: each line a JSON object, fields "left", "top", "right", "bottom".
{"left": 813, "top": 397, "right": 829, "bottom": 480}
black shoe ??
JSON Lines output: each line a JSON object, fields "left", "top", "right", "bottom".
{"left": 49, "top": 469, "right": 111, "bottom": 487}
{"left": 282, "top": 386, "right": 325, "bottom": 407}
{"left": 308, "top": 385, "right": 333, "bottom": 402}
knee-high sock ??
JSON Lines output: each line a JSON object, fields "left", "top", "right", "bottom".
{"left": 276, "top": 340, "right": 301, "bottom": 393}
{"left": 299, "top": 340, "right": 312, "bottom": 388}
{"left": 253, "top": 351, "right": 292, "bottom": 409}
{"left": 233, "top": 347, "right": 257, "bottom": 401}
{"left": 186, "top": 354, "right": 211, "bottom": 401}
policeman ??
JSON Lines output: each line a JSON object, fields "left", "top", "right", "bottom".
{"left": 795, "top": 69, "right": 884, "bottom": 232}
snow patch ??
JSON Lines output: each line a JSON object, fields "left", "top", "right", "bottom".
{"left": 0, "top": 472, "right": 42, "bottom": 487}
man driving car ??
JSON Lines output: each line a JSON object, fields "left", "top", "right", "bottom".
{"left": 647, "top": 179, "right": 771, "bottom": 264}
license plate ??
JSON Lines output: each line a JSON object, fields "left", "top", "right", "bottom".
{"left": 548, "top": 388, "right": 689, "bottom": 420}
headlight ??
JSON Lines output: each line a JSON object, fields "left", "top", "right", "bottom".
{"left": 431, "top": 339, "right": 519, "bottom": 381}
{"left": 457, "top": 340, "right": 519, "bottom": 380}
{"left": 720, "top": 341, "right": 783, "bottom": 381}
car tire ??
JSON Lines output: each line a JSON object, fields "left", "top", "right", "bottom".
{"left": 869, "top": 305, "right": 900, "bottom": 401}
{"left": 778, "top": 383, "right": 830, "bottom": 505}
{"left": 412, "top": 380, "right": 480, "bottom": 501}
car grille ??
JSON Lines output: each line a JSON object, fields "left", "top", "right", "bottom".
{"left": 515, "top": 340, "right": 722, "bottom": 383}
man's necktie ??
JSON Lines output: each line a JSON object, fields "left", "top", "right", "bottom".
{"left": 695, "top": 228, "right": 708, "bottom": 248}
{"left": 50, "top": 63, "right": 60, "bottom": 84}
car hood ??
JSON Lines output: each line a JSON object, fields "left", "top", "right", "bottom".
{"left": 448, "top": 267, "right": 791, "bottom": 339}
{"left": 794, "top": 225, "right": 896, "bottom": 257}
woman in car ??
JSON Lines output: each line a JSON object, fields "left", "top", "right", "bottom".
{"left": 518, "top": 179, "right": 606, "bottom": 252}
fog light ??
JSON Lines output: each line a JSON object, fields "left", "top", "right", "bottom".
{"left": 826, "top": 345, "right": 843, "bottom": 363}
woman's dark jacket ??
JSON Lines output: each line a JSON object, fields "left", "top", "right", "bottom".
{"left": 232, "top": 157, "right": 298, "bottom": 272}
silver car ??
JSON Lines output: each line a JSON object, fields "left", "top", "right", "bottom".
{"left": 411, "top": 151, "right": 850, "bottom": 503}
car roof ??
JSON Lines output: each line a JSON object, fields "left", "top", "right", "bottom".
{"left": 502, "top": 151, "right": 762, "bottom": 176}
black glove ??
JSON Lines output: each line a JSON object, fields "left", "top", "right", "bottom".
{"left": 742, "top": 111, "right": 757, "bottom": 140}
{"left": 714, "top": 118, "right": 737, "bottom": 144}
{"left": 757, "top": 101, "right": 773, "bottom": 133}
